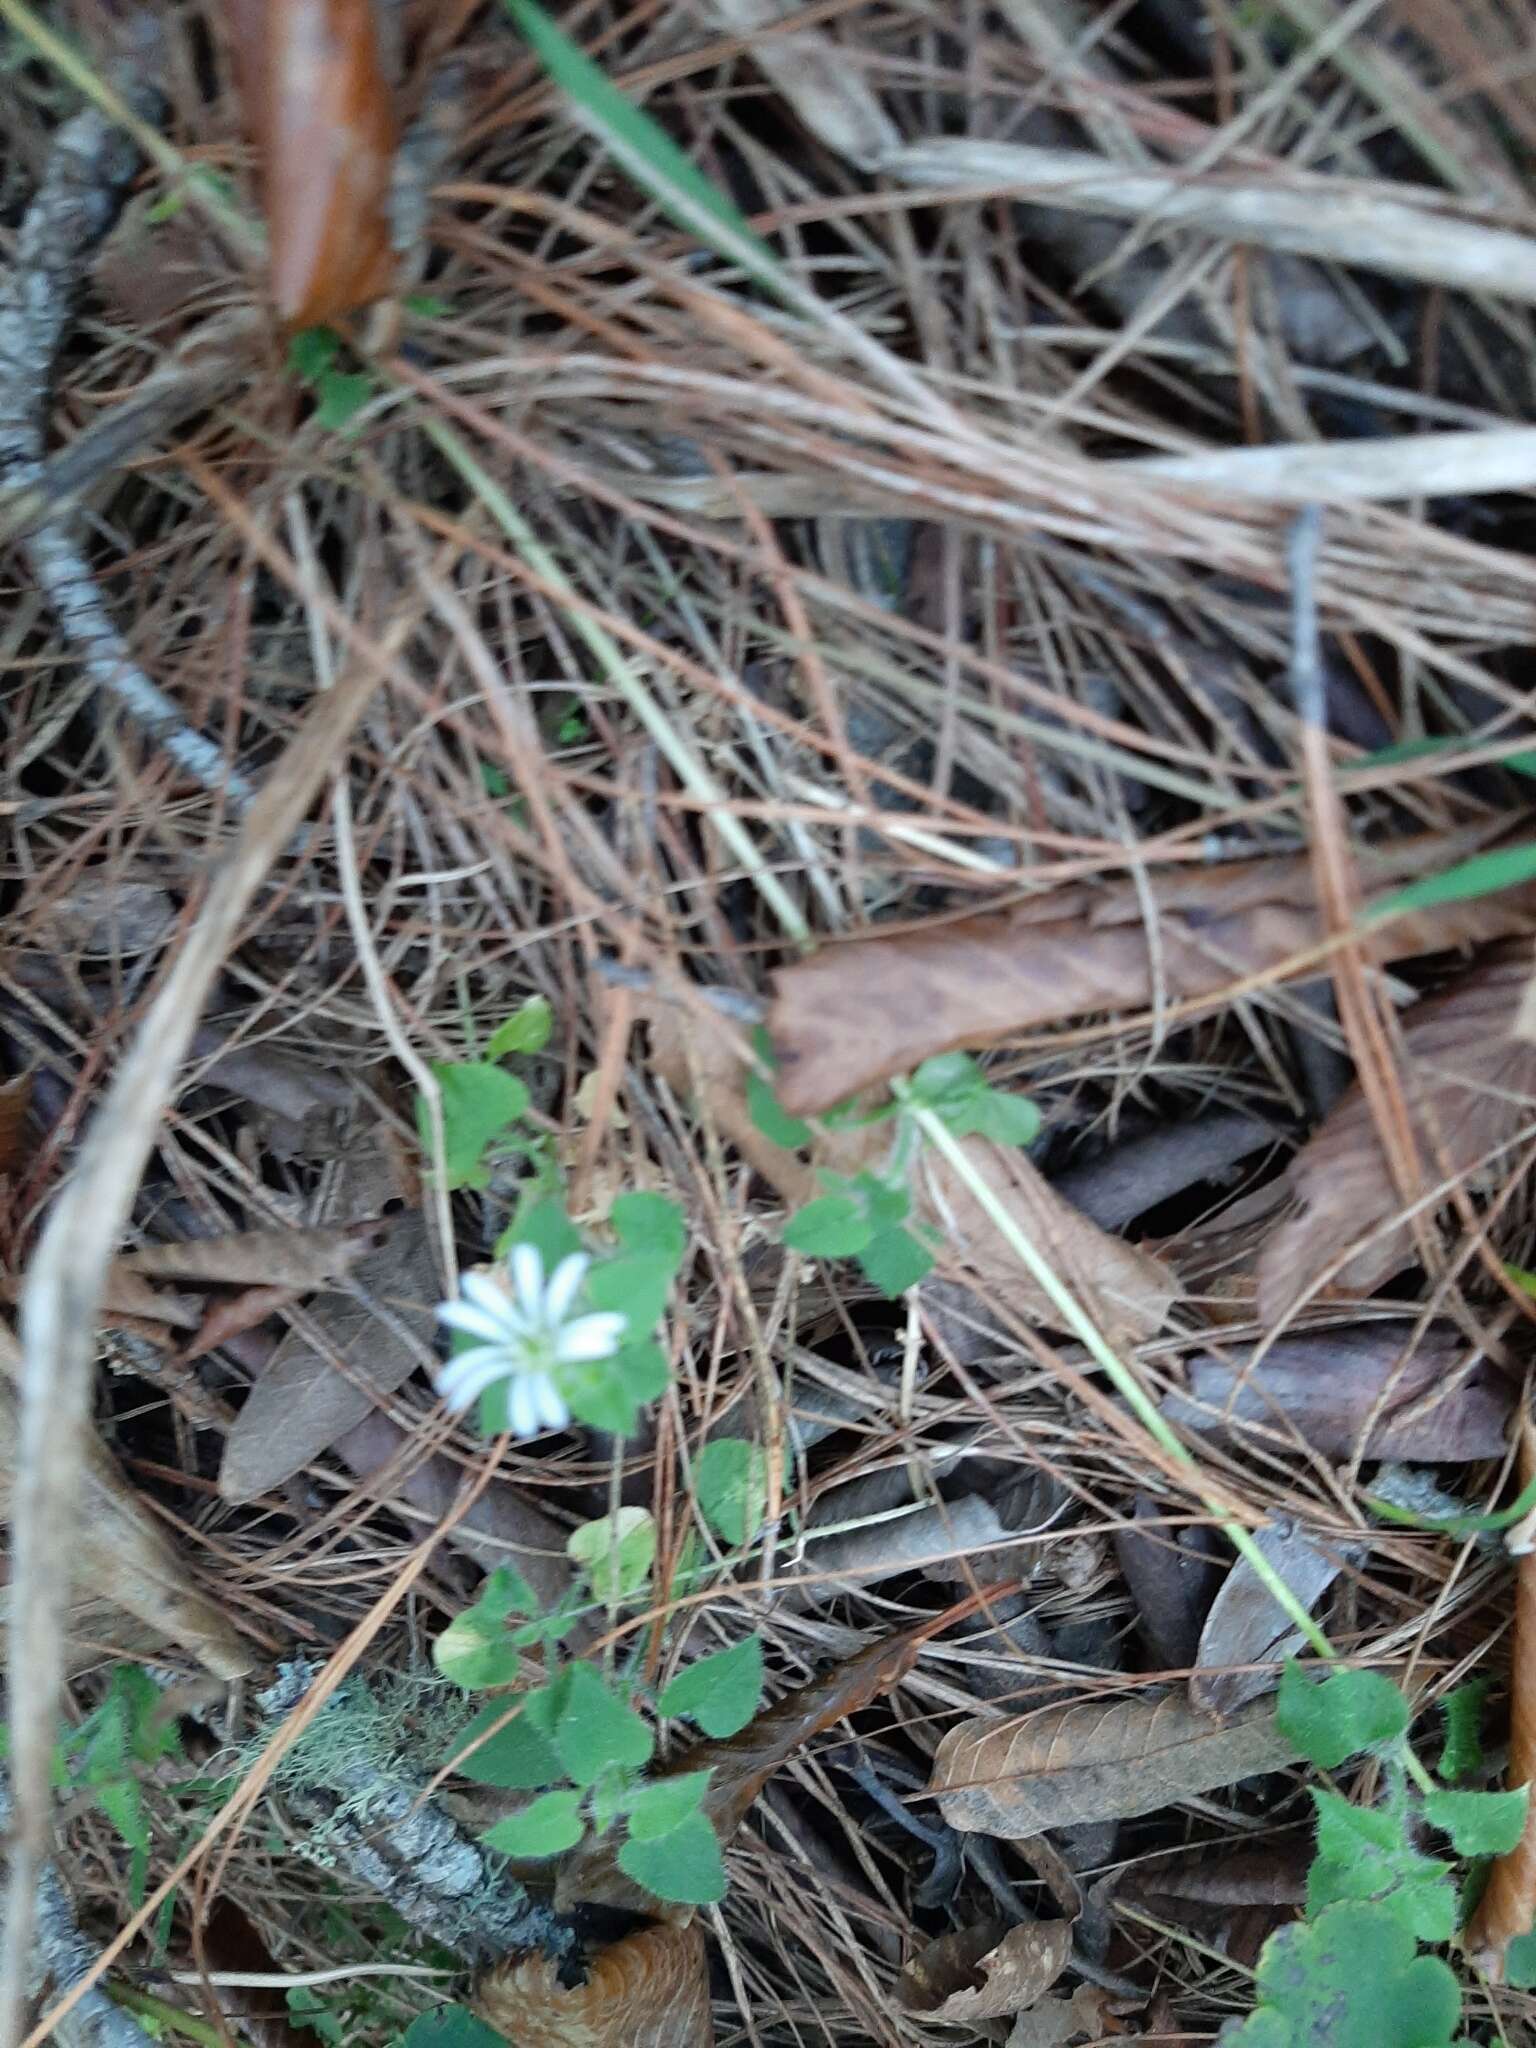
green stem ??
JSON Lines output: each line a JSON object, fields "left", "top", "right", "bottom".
{"left": 901, "top": 1091, "right": 1336, "bottom": 1662}
{"left": 111, "top": 1985, "right": 248, "bottom": 2048}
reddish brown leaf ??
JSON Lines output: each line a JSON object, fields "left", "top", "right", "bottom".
{"left": 1257, "top": 950, "right": 1536, "bottom": 1320}
{"left": 930, "top": 1691, "right": 1298, "bottom": 1840}
{"left": 0, "top": 1071, "right": 33, "bottom": 1181}
{"left": 769, "top": 831, "right": 1536, "bottom": 1114}
{"left": 231, "top": 0, "right": 399, "bottom": 328}
{"left": 1163, "top": 1322, "right": 1514, "bottom": 1464}
{"left": 474, "top": 1920, "right": 712, "bottom": 2047}
{"left": 898, "top": 1916, "right": 1072, "bottom": 2022}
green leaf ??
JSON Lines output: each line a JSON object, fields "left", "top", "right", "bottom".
{"left": 1277, "top": 1662, "right": 1408, "bottom": 1769}
{"left": 401, "top": 2008, "right": 507, "bottom": 2048}
{"left": 420, "top": 1063, "right": 530, "bottom": 1188}
{"left": 96, "top": 1777, "right": 147, "bottom": 1854}
{"left": 694, "top": 1438, "right": 771, "bottom": 1547}
{"left": 1308, "top": 1789, "right": 1456, "bottom": 1943}
{"left": 1437, "top": 1677, "right": 1492, "bottom": 1782}
{"left": 433, "top": 1568, "right": 538, "bottom": 1689}
{"left": 1219, "top": 1899, "right": 1461, "bottom": 2047}
{"left": 560, "top": 1337, "right": 670, "bottom": 1436}
{"left": 617, "top": 1809, "right": 726, "bottom": 1904}
{"left": 1368, "top": 841, "right": 1536, "bottom": 922}
{"left": 507, "top": 1199, "right": 583, "bottom": 1270}
{"left": 782, "top": 1194, "right": 871, "bottom": 1258}
{"left": 482, "top": 1787, "right": 585, "bottom": 1858}
{"left": 287, "top": 326, "right": 339, "bottom": 381}
{"left": 1422, "top": 1784, "right": 1529, "bottom": 1856}
{"left": 611, "top": 1191, "right": 687, "bottom": 1267}
{"left": 449, "top": 1696, "right": 562, "bottom": 1789}
{"left": 497, "top": 0, "right": 781, "bottom": 292}
{"left": 486, "top": 996, "right": 553, "bottom": 1059}
{"left": 857, "top": 1225, "right": 933, "bottom": 1297}
{"left": 983, "top": 1092, "right": 1042, "bottom": 1147}
{"left": 659, "top": 1636, "right": 763, "bottom": 1738}
{"left": 908, "top": 1052, "right": 986, "bottom": 1109}
{"left": 586, "top": 1251, "right": 673, "bottom": 1332}
{"left": 314, "top": 369, "right": 375, "bottom": 432}
{"left": 551, "top": 1662, "right": 653, "bottom": 1784}
{"left": 1366, "top": 1469, "right": 1536, "bottom": 1537}
{"left": 567, "top": 1508, "right": 656, "bottom": 1604}
{"left": 1505, "top": 1928, "right": 1536, "bottom": 1989}
{"left": 625, "top": 1770, "right": 711, "bottom": 1841}
{"left": 749, "top": 1056, "right": 819, "bottom": 1155}
{"left": 842, "top": 1170, "right": 909, "bottom": 1234}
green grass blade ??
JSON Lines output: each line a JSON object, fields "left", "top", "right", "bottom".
{"left": 1365, "top": 840, "right": 1536, "bottom": 922}
{"left": 499, "top": 0, "right": 782, "bottom": 292}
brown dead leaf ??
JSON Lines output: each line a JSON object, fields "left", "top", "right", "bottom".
{"left": 930, "top": 1690, "right": 1298, "bottom": 1839}
{"left": 474, "top": 1919, "right": 711, "bottom": 2047}
{"left": 1190, "top": 1523, "right": 1353, "bottom": 1719}
{"left": 1112, "top": 1496, "right": 1221, "bottom": 1671}
{"left": 647, "top": 1002, "right": 1177, "bottom": 1348}
{"left": 1008, "top": 1986, "right": 1118, "bottom": 2047}
{"left": 335, "top": 1410, "right": 575, "bottom": 1615}
{"left": 25, "top": 874, "right": 177, "bottom": 960}
{"left": 557, "top": 1625, "right": 929, "bottom": 1914}
{"left": 0, "top": 1343, "right": 250, "bottom": 1678}
{"left": 118, "top": 1220, "right": 386, "bottom": 1289}
{"left": 1051, "top": 1110, "right": 1276, "bottom": 1231}
{"left": 1258, "top": 950, "right": 1536, "bottom": 1320}
{"left": 769, "top": 829, "right": 1536, "bottom": 1114}
{"left": 898, "top": 1916, "right": 1072, "bottom": 2022}
{"left": 0, "top": 1071, "right": 32, "bottom": 1180}
{"left": 1163, "top": 1322, "right": 1513, "bottom": 1463}
{"left": 218, "top": 1207, "right": 437, "bottom": 1501}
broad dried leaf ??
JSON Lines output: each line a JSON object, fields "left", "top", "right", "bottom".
{"left": 1258, "top": 950, "right": 1536, "bottom": 1319}
{"left": 0, "top": 1070, "right": 32, "bottom": 1179}
{"left": 117, "top": 1220, "right": 385, "bottom": 1289}
{"left": 898, "top": 1916, "right": 1072, "bottom": 2021}
{"left": 219, "top": 1207, "right": 437, "bottom": 1501}
{"left": 1008, "top": 1986, "right": 1117, "bottom": 2048}
{"left": 1163, "top": 1322, "right": 1513, "bottom": 1464}
{"left": 0, "top": 1356, "right": 249, "bottom": 1678}
{"left": 1112, "top": 1496, "right": 1221, "bottom": 1671}
{"left": 783, "top": 1486, "right": 1028, "bottom": 1608}
{"left": 1051, "top": 1110, "right": 1275, "bottom": 1231}
{"left": 769, "top": 830, "right": 1536, "bottom": 1113}
{"left": 930, "top": 1691, "right": 1298, "bottom": 1839}
{"left": 1190, "top": 1524, "right": 1351, "bottom": 1718}
{"left": 22, "top": 874, "right": 176, "bottom": 959}
{"left": 335, "top": 1410, "right": 575, "bottom": 1616}
{"left": 474, "top": 1919, "right": 711, "bottom": 2047}
{"left": 557, "top": 1626, "right": 927, "bottom": 1914}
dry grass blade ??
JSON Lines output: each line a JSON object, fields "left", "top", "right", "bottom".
{"left": 929, "top": 1692, "right": 1299, "bottom": 1840}
{"left": 1256, "top": 949, "right": 1536, "bottom": 1320}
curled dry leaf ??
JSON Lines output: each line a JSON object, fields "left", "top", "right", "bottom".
{"left": 1008, "top": 1985, "right": 1119, "bottom": 2048}
{"left": 21, "top": 874, "right": 177, "bottom": 960}
{"left": 1257, "top": 950, "right": 1536, "bottom": 1321}
{"left": 218, "top": 1206, "right": 437, "bottom": 1501}
{"left": 930, "top": 1690, "right": 1298, "bottom": 1840}
{"left": 474, "top": 1918, "right": 711, "bottom": 2048}
{"left": 646, "top": 1002, "right": 1177, "bottom": 1348}
{"left": 0, "top": 1351, "right": 249, "bottom": 1678}
{"left": 556, "top": 1625, "right": 929, "bottom": 1914}
{"left": 898, "top": 1915, "right": 1072, "bottom": 2022}
{"left": 781, "top": 1474, "right": 1029, "bottom": 1609}
{"left": 768, "top": 829, "right": 1536, "bottom": 1114}
{"left": 1162, "top": 1322, "right": 1514, "bottom": 1464}
{"left": 1189, "top": 1522, "right": 1355, "bottom": 1719}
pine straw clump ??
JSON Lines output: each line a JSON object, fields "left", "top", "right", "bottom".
{"left": 8, "top": 2, "right": 1536, "bottom": 2043}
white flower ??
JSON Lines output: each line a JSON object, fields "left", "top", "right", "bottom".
{"left": 434, "top": 1245, "right": 625, "bottom": 1437}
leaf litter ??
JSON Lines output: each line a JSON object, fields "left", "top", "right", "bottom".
{"left": 7, "top": 4, "right": 1536, "bottom": 2045}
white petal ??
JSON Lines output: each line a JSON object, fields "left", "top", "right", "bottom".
{"left": 555, "top": 1311, "right": 626, "bottom": 1362}
{"left": 543, "top": 1252, "right": 590, "bottom": 1324}
{"left": 531, "top": 1373, "right": 570, "bottom": 1432}
{"left": 436, "top": 1299, "right": 517, "bottom": 1345}
{"left": 507, "top": 1376, "right": 541, "bottom": 1439}
{"left": 435, "top": 1352, "right": 510, "bottom": 1415}
{"left": 508, "top": 1242, "right": 545, "bottom": 1321}
{"left": 461, "top": 1271, "right": 518, "bottom": 1323}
